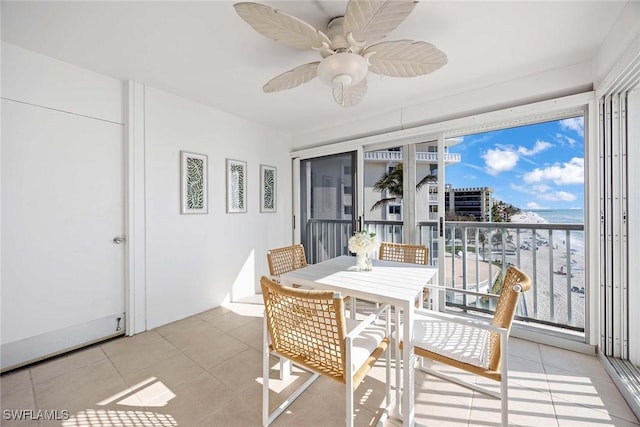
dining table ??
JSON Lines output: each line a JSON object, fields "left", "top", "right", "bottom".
{"left": 279, "top": 254, "right": 438, "bottom": 427}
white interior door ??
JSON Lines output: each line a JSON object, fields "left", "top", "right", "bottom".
{"left": 1, "top": 99, "right": 125, "bottom": 370}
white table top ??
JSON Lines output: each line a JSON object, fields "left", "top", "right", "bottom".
{"left": 279, "top": 254, "right": 437, "bottom": 426}
{"left": 279, "top": 255, "right": 437, "bottom": 308}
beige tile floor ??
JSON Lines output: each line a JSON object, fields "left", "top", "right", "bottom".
{"left": 1, "top": 299, "right": 638, "bottom": 427}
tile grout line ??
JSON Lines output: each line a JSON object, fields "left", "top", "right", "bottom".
{"left": 538, "top": 345, "right": 639, "bottom": 425}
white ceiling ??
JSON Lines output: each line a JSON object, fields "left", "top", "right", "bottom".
{"left": 0, "top": 1, "right": 629, "bottom": 138}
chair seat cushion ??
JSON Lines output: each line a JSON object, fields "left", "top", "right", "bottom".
{"left": 345, "top": 318, "right": 386, "bottom": 372}
{"left": 413, "top": 313, "right": 490, "bottom": 369}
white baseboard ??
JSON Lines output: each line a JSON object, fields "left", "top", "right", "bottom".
{"left": 1, "top": 313, "right": 125, "bottom": 372}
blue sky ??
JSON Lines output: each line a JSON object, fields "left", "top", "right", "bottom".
{"left": 445, "top": 116, "right": 584, "bottom": 211}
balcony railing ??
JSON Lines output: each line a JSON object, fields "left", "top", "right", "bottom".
{"left": 303, "top": 218, "right": 585, "bottom": 335}
{"left": 364, "top": 150, "right": 461, "bottom": 163}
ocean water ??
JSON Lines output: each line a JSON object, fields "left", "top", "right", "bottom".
{"left": 530, "top": 208, "right": 584, "bottom": 224}
{"left": 529, "top": 209, "right": 585, "bottom": 254}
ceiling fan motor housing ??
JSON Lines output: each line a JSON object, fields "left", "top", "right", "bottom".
{"left": 317, "top": 52, "right": 368, "bottom": 87}
{"left": 324, "top": 17, "right": 348, "bottom": 53}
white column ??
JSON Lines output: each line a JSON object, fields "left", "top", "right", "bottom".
{"left": 125, "top": 80, "right": 147, "bottom": 335}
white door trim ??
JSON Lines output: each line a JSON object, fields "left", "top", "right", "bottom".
{"left": 125, "top": 81, "right": 147, "bottom": 335}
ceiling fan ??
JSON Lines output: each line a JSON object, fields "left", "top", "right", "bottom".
{"left": 234, "top": 0, "right": 447, "bottom": 107}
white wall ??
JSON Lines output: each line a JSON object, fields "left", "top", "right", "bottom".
{"left": 1, "top": 43, "right": 123, "bottom": 124}
{"left": 292, "top": 60, "right": 594, "bottom": 147}
{"left": 2, "top": 43, "right": 294, "bottom": 355}
{"left": 594, "top": 0, "right": 640, "bottom": 89}
{"left": 143, "top": 87, "right": 292, "bottom": 330}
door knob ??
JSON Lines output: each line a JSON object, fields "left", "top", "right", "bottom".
{"left": 113, "top": 236, "right": 125, "bottom": 244}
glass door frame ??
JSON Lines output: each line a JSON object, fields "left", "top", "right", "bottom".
{"left": 293, "top": 134, "right": 447, "bottom": 288}
{"left": 294, "top": 151, "right": 358, "bottom": 264}
{"left": 290, "top": 91, "right": 597, "bottom": 351}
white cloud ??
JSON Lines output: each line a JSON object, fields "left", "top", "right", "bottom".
{"left": 533, "top": 184, "right": 551, "bottom": 193}
{"left": 527, "top": 202, "right": 546, "bottom": 209}
{"left": 539, "top": 191, "right": 577, "bottom": 202}
{"left": 517, "top": 139, "right": 552, "bottom": 156}
{"left": 555, "top": 133, "right": 576, "bottom": 147}
{"left": 482, "top": 148, "right": 519, "bottom": 176}
{"left": 559, "top": 117, "right": 584, "bottom": 137}
{"left": 464, "top": 163, "right": 484, "bottom": 172}
{"left": 510, "top": 183, "right": 551, "bottom": 195}
{"left": 523, "top": 157, "right": 584, "bottom": 185}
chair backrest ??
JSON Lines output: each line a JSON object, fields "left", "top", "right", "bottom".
{"left": 378, "top": 242, "right": 428, "bottom": 265}
{"left": 488, "top": 266, "right": 532, "bottom": 371}
{"left": 266, "top": 244, "right": 308, "bottom": 278}
{"left": 260, "top": 276, "right": 347, "bottom": 383}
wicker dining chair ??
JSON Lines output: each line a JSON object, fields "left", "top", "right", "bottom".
{"left": 266, "top": 244, "right": 307, "bottom": 286}
{"left": 407, "top": 266, "right": 531, "bottom": 426}
{"left": 379, "top": 242, "right": 431, "bottom": 306}
{"left": 260, "top": 276, "right": 391, "bottom": 427}
{"left": 378, "top": 242, "right": 428, "bottom": 265}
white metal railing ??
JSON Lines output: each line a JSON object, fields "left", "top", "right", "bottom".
{"left": 364, "top": 151, "right": 461, "bottom": 163}
{"left": 303, "top": 218, "right": 585, "bottom": 334}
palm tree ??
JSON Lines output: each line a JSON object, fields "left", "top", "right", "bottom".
{"left": 370, "top": 163, "right": 437, "bottom": 211}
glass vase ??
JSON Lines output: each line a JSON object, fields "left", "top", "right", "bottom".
{"left": 356, "top": 252, "right": 372, "bottom": 272}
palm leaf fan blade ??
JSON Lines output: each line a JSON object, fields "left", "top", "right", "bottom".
{"left": 234, "top": 2, "right": 331, "bottom": 50}
{"left": 343, "top": 0, "right": 418, "bottom": 45}
{"left": 365, "top": 40, "right": 447, "bottom": 77}
{"left": 332, "top": 79, "right": 368, "bottom": 107}
{"left": 263, "top": 62, "right": 320, "bottom": 93}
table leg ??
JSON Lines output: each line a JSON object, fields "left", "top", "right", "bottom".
{"left": 350, "top": 296, "right": 356, "bottom": 320}
{"left": 402, "top": 303, "right": 415, "bottom": 427}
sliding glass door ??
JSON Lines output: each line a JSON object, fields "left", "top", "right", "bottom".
{"left": 361, "top": 142, "right": 441, "bottom": 263}
{"left": 299, "top": 152, "right": 357, "bottom": 264}
{"left": 298, "top": 142, "right": 447, "bottom": 267}
{"left": 600, "top": 87, "right": 639, "bottom": 365}
{"left": 362, "top": 145, "right": 404, "bottom": 243}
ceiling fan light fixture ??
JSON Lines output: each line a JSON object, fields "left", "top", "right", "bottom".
{"left": 317, "top": 52, "right": 368, "bottom": 88}
{"left": 235, "top": 1, "right": 446, "bottom": 107}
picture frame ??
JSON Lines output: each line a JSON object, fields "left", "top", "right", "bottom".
{"left": 226, "top": 159, "right": 247, "bottom": 213}
{"left": 180, "top": 151, "right": 208, "bottom": 214}
{"left": 260, "top": 165, "right": 277, "bottom": 213}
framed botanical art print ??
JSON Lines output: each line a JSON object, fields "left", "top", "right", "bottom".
{"left": 181, "top": 151, "right": 208, "bottom": 214}
{"left": 260, "top": 165, "right": 277, "bottom": 213}
{"left": 226, "top": 159, "right": 247, "bottom": 213}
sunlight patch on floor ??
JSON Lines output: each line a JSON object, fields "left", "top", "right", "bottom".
{"left": 62, "top": 409, "right": 177, "bottom": 427}
{"left": 97, "top": 377, "right": 175, "bottom": 407}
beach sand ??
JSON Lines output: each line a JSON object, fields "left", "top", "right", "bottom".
{"left": 507, "top": 229, "right": 584, "bottom": 329}
{"left": 442, "top": 227, "right": 585, "bottom": 329}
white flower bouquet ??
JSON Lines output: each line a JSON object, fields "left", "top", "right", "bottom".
{"left": 348, "top": 231, "right": 379, "bottom": 271}
{"left": 348, "top": 230, "right": 379, "bottom": 254}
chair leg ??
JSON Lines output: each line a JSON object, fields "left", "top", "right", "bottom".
{"left": 279, "top": 358, "right": 292, "bottom": 380}
{"left": 263, "top": 319, "right": 322, "bottom": 426}
{"left": 500, "top": 332, "right": 509, "bottom": 427}
{"left": 346, "top": 337, "right": 354, "bottom": 427}
{"left": 501, "top": 379, "right": 508, "bottom": 427}
{"left": 346, "top": 387, "right": 354, "bottom": 427}
{"left": 263, "top": 318, "right": 270, "bottom": 427}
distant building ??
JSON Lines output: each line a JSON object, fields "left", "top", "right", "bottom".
{"left": 445, "top": 185, "right": 494, "bottom": 221}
